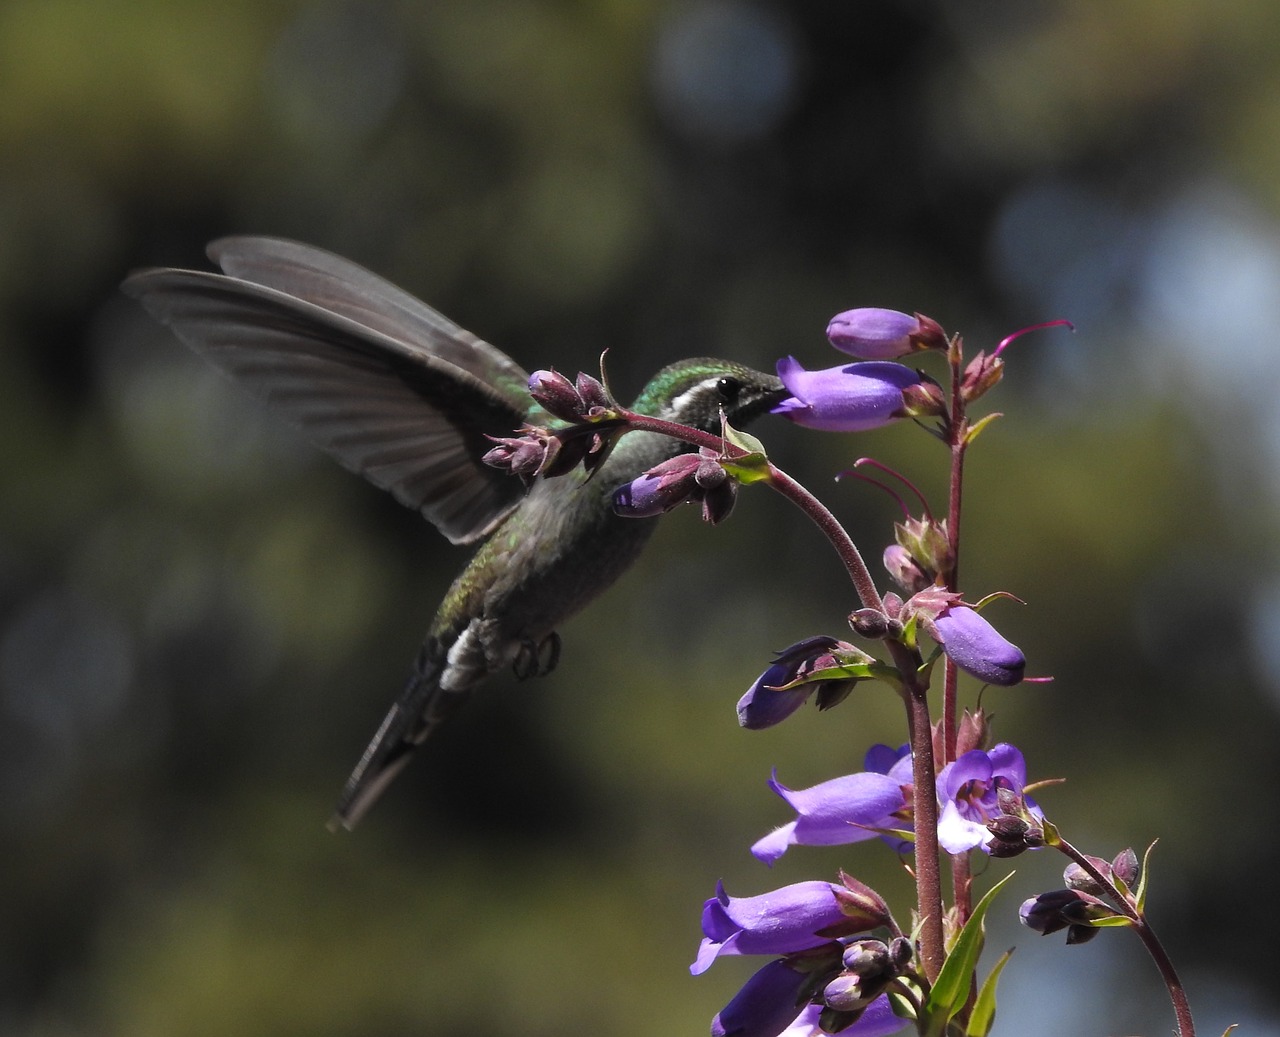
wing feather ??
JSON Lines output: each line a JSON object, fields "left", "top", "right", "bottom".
{"left": 121, "top": 264, "right": 531, "bottom": 544}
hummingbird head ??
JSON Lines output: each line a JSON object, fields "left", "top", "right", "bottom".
{"left": 631, "top": 358, "right": 786, "bottom": 433}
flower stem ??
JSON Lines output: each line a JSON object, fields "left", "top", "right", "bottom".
{"left": 892, "top": 649, "right": 946, "bottom": 983}
{"left": 618, "top": 409, "right": 947, "bottom": 976}
{"left": 618, "top": 411, "right": 886, "bottom": 613}
{"left": 943, "top": 338, "right": 972, "bottom": 924}
{"left": 1053, "top": 837, "right": 1195, "bottom": 1037}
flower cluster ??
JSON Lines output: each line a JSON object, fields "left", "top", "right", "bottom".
{"left": 489, "top": 303, "right": 1190, "bottom": 1037}
{"left": 483, "top": 369, "right": 627, "bottom": 484}
{"left": 694, "top": 874, "right": 912, "bottom": 1037}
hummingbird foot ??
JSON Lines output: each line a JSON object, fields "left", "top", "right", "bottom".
{"left": 513, "top": 633, "right": 561, "bottom": 679}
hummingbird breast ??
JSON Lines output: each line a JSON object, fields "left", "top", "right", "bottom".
{"left": 429, "top": 429, "right": 679, "bottom": 682}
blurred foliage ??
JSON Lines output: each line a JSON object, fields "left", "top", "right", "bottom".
{"left": 4, "top": 1, "right": 1280, "bottom": 1036}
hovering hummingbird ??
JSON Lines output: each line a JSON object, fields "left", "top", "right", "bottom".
{"left": 123, "top": 237, "right": 786, "bottom": 829}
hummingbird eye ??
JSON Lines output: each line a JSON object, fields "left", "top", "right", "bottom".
{"left": 715, "top": 376, "right": 743, "bottom": 403}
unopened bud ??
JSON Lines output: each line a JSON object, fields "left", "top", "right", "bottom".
{"left": 849, "top": 608, "right": 891, "bottom": 639}
{"left": 884, "top": 544, "right": 931, "bottom": 594}
{"left": 901, "top": 378, "right": 947, "bottom": 417}
{"left": 960, "top": 351, "right": 1004, "bottom": 402}
{"left": 528, "top": 369, "right": 585, "bottom": 422}
{"left": 1111, "top": 847, "right": 1140, "bottom": 887}
{"left": 575, "top": 371, "right": 613, "bottom": 412}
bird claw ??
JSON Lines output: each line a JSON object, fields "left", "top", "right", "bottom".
{"left": 513, "top": 633, "right": 561, "bottom": 679}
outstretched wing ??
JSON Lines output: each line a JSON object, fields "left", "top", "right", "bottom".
{"left": 123, "top": 238, "right": 533, "bottom": 544}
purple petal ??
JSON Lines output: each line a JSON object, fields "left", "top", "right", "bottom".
{"left": 863, "top": 743, "right": 910, "bottom": 777}
{"left": 936, "top": 748, "right": 995, "bottom": 804}
{"left": 775, "top": 996, "right": 909, "bottom": 1037}
{"left": 937, "top": 800, "right": 991, "bottom": 854}
{"left": 612, "top": 473, "right": 673, "bottom": 517}
{"left": 711, "top": 960, "right": 811, "bottom": 1037}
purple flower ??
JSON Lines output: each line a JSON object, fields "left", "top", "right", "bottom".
{"left": 826, "top": 308, "right": 938, "bottom": 360}
{"left": 711, "top": 959, "right": 811, "bottom": 1037}
{"left": 692, "top": 880, "right": 854, "bottom": 975}
{"left": 936, "top": 744, "right": 1041, "bottom": 855}
{"left": 614, "top": 449, "right": 737, "bottom": 523}
{"left": 780, "top": 998, "right": 909, "bottom": 1037}
{"left": 612, "top": 453, "right": 703, "bottom": 518}
{"left": 1019, "top": 888, "right": 1118, "bottom": 944}
{"left": 737, "top": 636, "right": 868, "bottom": 730}
{"left": 931, "top": 605, "right": 1025, "bottom": 686}
{"left": 770, "top": 357, "right": 922, "bottom": 432}
{"left": 711, "top": 969, "right": 909, "bottom": 1037}
{"left": 751, "top": 747, "right": 913, "bottom": 865}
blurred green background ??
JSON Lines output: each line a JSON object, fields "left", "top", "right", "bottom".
{"left": 4, "top": 1, "right": 1279, "bottom": 1034}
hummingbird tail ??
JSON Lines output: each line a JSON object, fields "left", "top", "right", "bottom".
{"left": 327, "top": 642, "right": 468, "bottom": 831}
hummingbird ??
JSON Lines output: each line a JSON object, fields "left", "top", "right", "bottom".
{"left": 123, "top": 236, "right": 786, "bottom": 829}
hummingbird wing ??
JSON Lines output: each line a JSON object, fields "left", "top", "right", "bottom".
{"left": 122, "top": 240, "right": 533, "bottom": 544}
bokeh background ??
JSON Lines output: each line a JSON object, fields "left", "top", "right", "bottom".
{"left": 4, "top": 1, "right": 1279, "bottom": 1034}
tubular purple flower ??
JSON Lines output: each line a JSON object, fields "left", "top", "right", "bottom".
{"left": 692, "top": 880, "right": 852, "bottom": 975}
{"left": 612, "top": 453, "right": 703, "bottom": 517}
{"left": 931, "top": 605, "right": 1025, "bottom": 686}
{"left": 936, "top": 744, "right": 1042, "bottom": 855}
{"left": 711, "top": 959, "right": 811, "bottom": 1037}
{"left": 770, "top": 357, "right": 922, "bottom": 432}
{"left": 751, "top": 759, "right": 911, "bottom": 865}
{"left": 775, "top": 998, "right": 909, "bottom": 1037}
{"left": 826, "top": 308, "right": 920, "bottom": 360}
{"left": 737, "top": 636, "right": 860, "bottom": 730}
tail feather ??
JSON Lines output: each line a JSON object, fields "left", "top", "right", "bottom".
{"left": 328, "top": 643, "right": 470, "bottom": 830}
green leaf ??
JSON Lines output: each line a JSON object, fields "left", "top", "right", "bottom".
{"left": 966, "top": 948, "right": 1014, "bottom": 1037}
{"left": 964, "top": 411, "right": 1003, "bottom": 445}
{"left": 1135, "top": 839, "right": 1158, "bottom": 913}
{"left": 722, "top": 420, "right": 767, "bottom": 456}
{"left": 1087, "top": 914, "right": 1134, "bottom": 929}
{"left": 920, "top": 872, "right": 1015, "bottom": 1037}
{"left": 720, "top": 453, "right": 771, "bottom": 484}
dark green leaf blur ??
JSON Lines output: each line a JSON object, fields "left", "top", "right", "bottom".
{"left": 3, "top": 2, "right": 1277, "bottom": 1035}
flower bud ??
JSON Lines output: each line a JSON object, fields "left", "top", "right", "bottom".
{"left": 611, "top": 454, "right": 701, "bottom": 517}
{"left": 826, "top": 308, "right": 947, "bottom": 359}
{"left": 931, "top": 605, "right": 1025, "bottom": 687}
{"left": 826, "top": 308, "right": 916, "bottom": 359}
{"left": 883, "top": 544, "right": 931, "bottom": 594}
{"left": 960, "top": 351, "right": 1004, "bottom": 403}
{"left": 823, "top": 973, "right": 874, "bottom": 1012}
{"left": 1064, "top": 856, "right": 1112, "bottom": 895}
{"left": 955, "top": 707, "right": 990, "bottom": 756}
{"left": 900, "top": 378, "right": 947, "bottom": 417}
{"left": 574, "top": 371, "right": 612, "bottom": 412}
{"left": 1111, "top": 847, "right": 1140, "bottom": 887}
{"left": 527, "top": 369, "right": 583, "bottom": 421}
{"left": 849, "top": 608, "right": 891, "bottom": 639}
